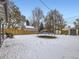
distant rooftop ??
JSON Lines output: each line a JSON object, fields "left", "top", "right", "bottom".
{"left": 25, "top": 26, "right": 34, "bottom": 29}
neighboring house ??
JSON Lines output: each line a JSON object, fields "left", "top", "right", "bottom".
{"left": 15, "top": 25, "right": 38, "bottom": 32}
{"left": 0, "top": 0, "right": 14, "bottom": 28}
{"left": 0, "top": 1, "right": 5, "bottom": 22}
{"left": 62, "top": 26, "right": 79, "bottom": 35}
{"left": 25, "top": 26, "right": 38, "bottom": 32}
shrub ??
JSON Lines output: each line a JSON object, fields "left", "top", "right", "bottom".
{"left": 5, "top": 33, "right": 14, "bottom": 38}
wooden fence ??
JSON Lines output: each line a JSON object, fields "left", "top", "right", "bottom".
{"left": 4, "top": 28, "right": 38, "bottom": 35}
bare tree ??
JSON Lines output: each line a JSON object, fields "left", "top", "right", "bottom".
{"left": 32, "top": 7, "right": 44, "bottom": 32}
{"left": 45, "top": 9, "right": 65, "bottom": 34}
{"left": 45, "top": 16, "right": 51, "bottom": 32}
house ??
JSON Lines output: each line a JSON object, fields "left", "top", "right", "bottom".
{"left": 25, "top": 26, "right": 38, "bottom": 32}
{"left": 0, "top": 1, "right": 5, "bottom": 21}
{"left": 61, "top": 26, "right": 79, "bottom": 35}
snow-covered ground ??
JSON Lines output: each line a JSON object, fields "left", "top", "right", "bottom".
{"left": 0, "top": 35, "right": 79, "bottom": 59}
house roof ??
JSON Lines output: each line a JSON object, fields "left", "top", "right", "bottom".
{"left": 25, "top": 26, "right": 34, "bottom": 29}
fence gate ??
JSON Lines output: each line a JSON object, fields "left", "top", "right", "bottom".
{"left": 70, "top": 29, "right": 76, "bottom": 35}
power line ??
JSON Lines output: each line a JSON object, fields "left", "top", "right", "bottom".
{"left": 39, "top": 0, "right": 79, "bottom": 20}
{"left": 64, "top": 16, "right": 79, "bottom": 19}
{"left": 39, "top": 0, "right": 51, "bottom": 10}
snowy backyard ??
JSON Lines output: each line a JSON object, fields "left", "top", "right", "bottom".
{"left": 0, "top": 35, "right": 79, "bottom": 59}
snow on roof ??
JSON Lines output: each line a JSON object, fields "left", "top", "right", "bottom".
{"left": 25, "top": 26, "right": 35, "bottom": 29}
